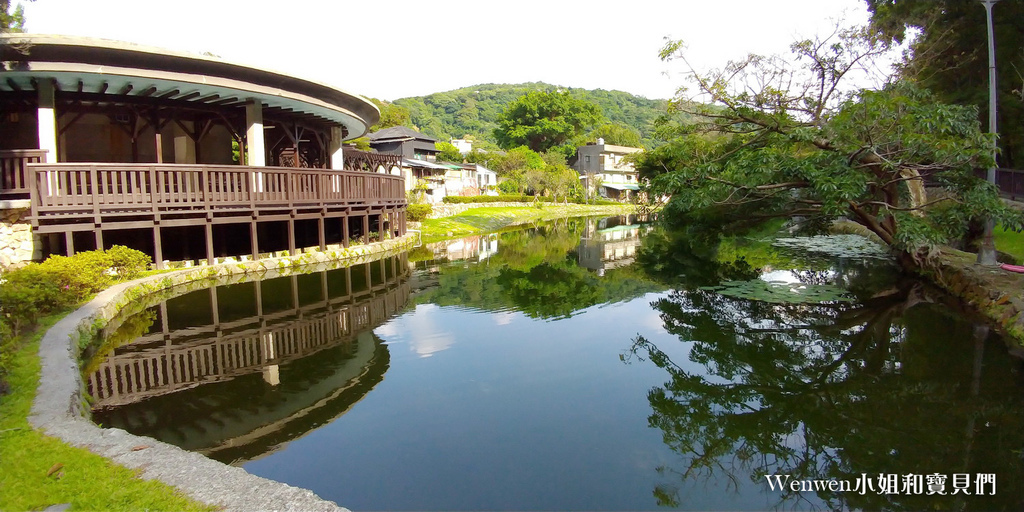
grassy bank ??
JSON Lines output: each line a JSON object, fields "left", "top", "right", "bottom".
{"left": 995, "top": 225, "right": 1024, "bottom": 263}
{"left": 417, "top": 204, "right": 634, "bottom": 242}
{"left": 0, "top": 315, "right": 213, "bottom": 511}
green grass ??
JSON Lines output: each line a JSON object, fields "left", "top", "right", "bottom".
{"left": 0, "top": 315, "right": 215, "bottom": 512}
{"left": 419, "top": 204, "right": 633, "bottom": 242}
{"left": 995, "top": 225, "right": 1024, "bottom": 263}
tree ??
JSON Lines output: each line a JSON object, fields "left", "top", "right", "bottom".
{"left": 588, "top": 123, "right": 642, "bottom": 148}
{"left": 1, "top": 1, "right": 28, "bottom": 32}
{"left": 435, "top": 141, "right": 463, "bottom": 163}
{"left": 489, "top": 146, "right": 544, "bottom": 177}
{"left": 638, "top": 27, "right": 1023, "bottom": 270}
{"left": 494, "top": 91, "right": 602, "bottom": 154}
{"left": 865, "top": 0, "right": 1024, "bottom": 168}
{"left": 369, "top": 99, "right": 411, "bottom": 131}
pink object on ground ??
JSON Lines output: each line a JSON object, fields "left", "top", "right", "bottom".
{"left": 1001, "top": 263, "right": 1024, "bottom": 273}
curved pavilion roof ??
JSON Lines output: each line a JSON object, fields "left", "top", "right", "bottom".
{"left": 0, "top": 34, "right": 379, "bottom": 138}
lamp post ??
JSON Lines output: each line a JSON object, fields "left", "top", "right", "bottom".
{"left": 977, "top": 0, "right": 1000, "bottom": 266}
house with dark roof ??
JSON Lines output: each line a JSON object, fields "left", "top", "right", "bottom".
{"left": 368, "top": 126, "right": 440, "bottom": 160}
{"left": 367, "top": 126, "right": 450, "bottom": 201}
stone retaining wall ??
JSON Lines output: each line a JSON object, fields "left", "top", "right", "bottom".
{"left": 923, "top": 249, "right": 1024, "bottom": 351}
{"left": 29, "top": 234, "right": 417, "bottom": 512}
{"left": 0, "top": 202, "right": 39, "bottom": 270}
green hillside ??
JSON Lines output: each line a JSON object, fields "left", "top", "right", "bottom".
{"left": 392, "top": 82, "right": 668, "bottom": 148}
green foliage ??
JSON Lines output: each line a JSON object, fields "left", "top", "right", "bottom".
{"left": 641, "top": 26, "right": 1024, "bottom": 269}
{"left": 587, "top": 123, "right": 643, "bottom": 147}
{"left": 865, "top": 0, "right": 1024, "bottom": 167}
{"left": 0, "top": 246, "right": 151, "bottom": 335}
{"left": 435, "top": 141, "right": 463, "bottom": 163}
{"left": 0, "top": 0, "right": 28, "bottom": 32}
{"left": 406, "top": 203, "right": 433, "bottom": 222}
{"left": 0, "top": 321, "right": 215, "bottom": 511}
{"left": 368, "top": 98, "right": 412, "bottom": 131}
{"left": 494, "top": 90, "right": 603, "bottom": 154}
{"left": 393, "top": 82, "right": 668, "bottom": 148}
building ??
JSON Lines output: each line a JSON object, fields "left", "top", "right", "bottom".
{"left": 367, "top": 126, "right": 449, "bottom": 203}
{"left": 0, "top": 35, "right": 406, "bottom": 269}
{"left": 451, "top": 138, "right": 473, "bottom": 154}
{"left": 573, "top": 138, "right": 643, "bottom": 201}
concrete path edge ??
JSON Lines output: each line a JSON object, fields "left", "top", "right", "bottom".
{"left": 28, "top": 235, "right": 417, "bottom": 512}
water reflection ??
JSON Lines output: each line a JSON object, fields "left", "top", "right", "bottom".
{"left": 88, "top": 255, "right": 410, "bottom": 463}
{"left": 578, "top": 214, "right": 652, "bottom": 275}
{"left": 414, "top": 214, "right": 663, "bottom": 319}
{"left": 629, "top": 234, "right": 1024, "bottom": 510}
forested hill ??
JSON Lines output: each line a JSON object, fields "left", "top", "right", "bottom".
{"left": 391, "top": 82, "right": 668, "bottom": 148}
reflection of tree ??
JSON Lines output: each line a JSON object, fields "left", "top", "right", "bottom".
{"left": 629, "top": 280, "right": 1024, "bottom": 510}
{"left": 419, "top": 219, "right": 664, "bottom": 319}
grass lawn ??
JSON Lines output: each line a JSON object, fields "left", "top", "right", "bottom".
{"left": 0, "top": 315, "right": 214, "bottom": 512}
{"left": 995, "top": 225, "right": 1024, "bottom": 263}
{"left": 418, "top": 204, "right": 632, "bottom": 243}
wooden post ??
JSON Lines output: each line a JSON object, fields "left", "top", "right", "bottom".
{"left": 205, "top": 220, "right": 215, "bottom": 265}
{"left": 342, "top": 214, "right": 350, "bottom": 248}
{"left": 153, "top": 226, "right": 164, "bottom": 269}
{"left": 64, "top": 231, "right": 75, "bottom": 256}
{"left": 318, "top": 213, "right": 326, "bottom": 251}
{"left": 362, "top": 213, "right": 369, "bottom": 244}
{"left": 250, "top": 219, "right": 259, "bottom": 260}
{"left": 287, "top": 218, "right": 296, "bottom": 255}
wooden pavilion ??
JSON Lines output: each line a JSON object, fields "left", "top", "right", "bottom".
{"left": 0, "top": 35, "right": 407, "bottom": 268}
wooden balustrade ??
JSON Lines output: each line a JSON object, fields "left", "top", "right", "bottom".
{"left": 0, "top": 149, "right": 47, "bottom": 198}
{"left": 28, "top": 163, "right": 405, "bottom": 220}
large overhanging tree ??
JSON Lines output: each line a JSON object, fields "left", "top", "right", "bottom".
{"left": 638, "top": 26, "right": 1023, "bottom": 270}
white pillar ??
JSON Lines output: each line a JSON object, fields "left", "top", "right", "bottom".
{"left": 330, "top": 125, "right": 345, "bottom": 170}
{"left": 37, "top": 80, "right": 58, "bottom": 163}
{"left": 173, "top": 121, "right": 196, "bottom": 164}
{"left": 245, "top": 100, "right": 266, "bottom": 167}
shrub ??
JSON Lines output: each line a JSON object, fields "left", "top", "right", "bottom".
{"left": 0, "top": 246, "right": 152, "bottom": 336}
{"left": 407, "top": 203, "right": 433, "bottom": 222}
{"left": 106, "top": 245, "right": 151, "bottom": 280}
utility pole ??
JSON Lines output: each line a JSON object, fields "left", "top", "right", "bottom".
{"left": 977, "top": 0, "right": 1000, "bottom": 266}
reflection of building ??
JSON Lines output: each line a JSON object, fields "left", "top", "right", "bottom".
{"left": 89, "top": 255, "right": 410, "bottom": 463}
{"left": 423, "top": 234, "right": 499, "bottom": 263}
{"left": 573, "top": 139, "right": 643, "bottom": 201}
{"left": 577, "top": 215, "right": 650, "bottom": 275}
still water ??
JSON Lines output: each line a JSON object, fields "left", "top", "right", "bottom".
{"left": 88, "top": 216, "right": 1024, "bottom": 510}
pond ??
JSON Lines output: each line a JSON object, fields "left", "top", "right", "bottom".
{"left": 88, "top": 215, "right": 1024, "bottom": 511}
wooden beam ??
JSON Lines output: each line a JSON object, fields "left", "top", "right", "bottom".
{"left": 196, "top": 94, "right": 220, "bottom": 103}
{"left": 137, "top": 86, "right": 158, "bottom": 97}
{"left": 97, "top": 82, "right": 109, "bottom": 94}
{"left": 118, "top": 83, "right": 133, "bottom": 95}
{"left": 157, "top": 88, "right": 180, "bottom": 99}
{"left": 5, "top": 78, "right": 20, "bottom": 92}
{"left": 177, "top": 91, "right": 201, "bottom": 101}
{"left": 76, "top": 80, "right": 84, "bottom": 93}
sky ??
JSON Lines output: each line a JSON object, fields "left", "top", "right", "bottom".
{"left": 19, "top": 0, "right": 877, "bottom": 102}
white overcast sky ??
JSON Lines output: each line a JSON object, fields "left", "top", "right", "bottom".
{"left": 19, "top": 0, "right": 876, "bottom": 101}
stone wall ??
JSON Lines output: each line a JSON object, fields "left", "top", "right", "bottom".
{"left": 923, "top": 249, "right": 1024, "bottom": 351}
{"left": 0, "top": 202, "right": 39, "bottom": 270}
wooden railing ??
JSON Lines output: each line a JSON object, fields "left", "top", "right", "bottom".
{"left": 0, "top": 149, "right": 47, "bottom": 199}
{"left": 27, "top": 163, "right": 406, "bottom": 221}
{"left": 969, "top": 168, "right": 1023, "bottom": 201}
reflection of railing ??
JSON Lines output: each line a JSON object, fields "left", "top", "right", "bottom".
{"left": 0, "top": 149, "right": 47, "bottom": 198}
{"left": 88, "top": 257, "right": 409, "bottom": 409}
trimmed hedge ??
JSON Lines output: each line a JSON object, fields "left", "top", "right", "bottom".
{"left": 407, "top": 203, "right": 433, "bottom": 222}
